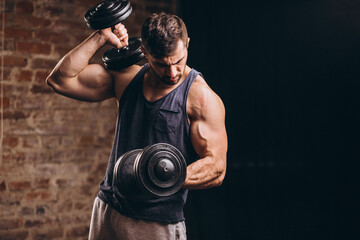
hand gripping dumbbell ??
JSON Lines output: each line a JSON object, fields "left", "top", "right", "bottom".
{"left": 84, "top": 0, "right": 144, "bottom": 70}
{"left": 113, "top": 143, "right": 187, "bottom": 200}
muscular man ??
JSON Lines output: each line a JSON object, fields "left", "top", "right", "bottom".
{"left": 47, "top": 12, "right": 227, "bottom": 240}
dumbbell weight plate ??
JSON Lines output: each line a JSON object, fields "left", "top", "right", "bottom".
{"left": 102, "top": 37, "right": 145, "bottom": 70}
{"left": 134, "top": 143, "right": 187, "bottom": 197}
{"left": 84, "top": 0, "right": 132, "bottom": 30}
{"left": 113, "top": 149, "right": 142, "bottom": 199}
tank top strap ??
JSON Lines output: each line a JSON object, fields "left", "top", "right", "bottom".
{"left": 183, "top": 68, "right": 202, "bottom": 105}
{"left": 120, "top": 64, "right": 150, "bottom": 102}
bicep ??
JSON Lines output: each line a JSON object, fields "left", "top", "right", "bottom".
{"left": 189, "top": 91, "right": 228, "bottom": 165}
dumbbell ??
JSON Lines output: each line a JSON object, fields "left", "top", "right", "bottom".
{"left": 84, "top": 0, "right": 144, "bottom": 70}
{"left": 113, "top": 143, "right": 187, "bottom": 200}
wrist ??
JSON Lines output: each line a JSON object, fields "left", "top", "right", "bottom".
{"left": 93, "top": 30, "right": 108, "bottom": 46}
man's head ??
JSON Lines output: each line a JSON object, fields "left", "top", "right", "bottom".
{"left": 141, "top": 13, "right": 190, "bottom": 85}
{"left": 141, "top": 12, "right": 189, "bottom": 58}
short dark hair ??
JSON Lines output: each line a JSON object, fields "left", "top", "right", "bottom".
{"left": 141, "top": 12, "right": 188, "bottom": 58}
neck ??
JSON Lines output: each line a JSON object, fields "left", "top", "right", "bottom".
{"left": 146, "top": 65, "right": 190, "bottom": 90}
{"left": 143, "top": 65, "right": 191, "bottom": 102}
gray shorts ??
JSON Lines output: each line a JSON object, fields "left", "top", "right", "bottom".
{"left": 88, "top": 197, "right": 187, "bottom": 240}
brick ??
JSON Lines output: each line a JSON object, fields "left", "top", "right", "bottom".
{"left": 54, "top": 45, "right": 73, "bottom": 57}
{"left": 1, "top": 97, "right": 10, "bottom": 109}
{"left": 8, "top": 181, "right": 32, "bottom": 191}
{"left": 0, "top": 206, "right": 16, "bottom": 217}
{"left": 3, "top": 111, "right": 29, "bottom": 120}
{"left": 31, "top": 58, "right": 58, "bottom": 69}
{"left": 4, "top": 0, "right": 15, "bottom": 11}
{"left": 31, "top": 84, "right": 53, "bottom": 94}
{"left": 14, "top": 96, "right": 49, "bottom": 109}
{"left": 54, "top": 109, "right": 89, "bottom": 122}
{"left": 16, "top": 42, "right": 51, "bottom": 55}
{"left": 65, "top": 225, "right": 89, "bottom": 238}
{"left": 3, "top": 122, "right": 35, "bottom": 136}
{"left": 0, "top": 219, "right": 23, "bottom": 230}
{"left": 2, "top": 39, "right": 15, "bottom": 51}
{"left": 0, "top": 181, "right": 6, "bottom": 191}
{"left": 0, "top": 192, "right": 24, "bottom": 205}
{"left": 36, "top": 205, "right": 46, "bottom": 215}
{"left": 15, "top": 1, "right": 34, "bottom": 14}
{"left": 34, "top": 178, "right": 50, "bottom": 188}
{"left": 3, "top": 68, "right": 12, "bottom": 81}
{"left": 23, "top": 136, "right": 40, "bottom": 148}
{"left": 16, "top": 70, "right": 33, "bottom": 82}
{"left": 24, "top": 219, "right": 50, "bottom": 228}
{"left": 31, "top": 110, "right": 55, "bottom": 123}
{"left": 0, "top": 230, "right": 29, "bottom": 240}
{"left": 25, "top": 191, "right": 51, "bottom": 201}
{"left": 73, "top": 33, "right": 90, "bottom": 45}
{"left": 41, "top": 136, "right": 60, "bottom": 148}
{"left": 25, "top": 152, "right": 52, "bottom": 164}
{"left": 56, "top": 179, "right": 73, "bottom": 188}
{"left": 35, "top": 123, "right": 72, "bottom": 135}
{"left": 57, "top": 199, "right": 73, "bottom": 212}
{"left": 54, "top": 19, "right": 86, "bottom": 33}
{"left": 2, "top": 55, "right": 28, "bottom": 67}
{"left": 74, "top": 201, "right": 89, "bottom": 211}
{"left": 35, "top": 70, "right": 51, "bottom": 83}
{"left": 61, "top": 136, "right": 78, "bottom": 147}
{"left": 35, "top": 164, "right": 59, "bottom": 177}
{"left": 0, "top": 12, "right": 14, "bottom": 24}
{"left": 60, "top": 213, "right": 90, "bottom": 226}
{"left": 4, "top": 27, "right": 32, "bottom": 39}
{"left": 33, "top": 228, "right": 63, "bottom": 240}
{"left": 2, "top": 151, "right": 26, "bottom": 164}
{"left": 2, "top": 83, "right": 29, "bottom": 97}
{"left": 2, "top": 137, "right": 19, "bottom": 148}
{"left": 35, "top": 31, "right": 72, "bottom": 44}
{"left": 15, "top": 15, "right": 52, "bottom": 28}
{"left": 19, "top": 207, "right": 34, "bottom": 216}
{"left": 79, "top": 136, "right": 94, "bottom": 145}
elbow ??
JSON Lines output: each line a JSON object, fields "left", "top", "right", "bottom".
{"left": 46, "top": 71, "right": 57, "bottom": 89}
{"left": 214, "top": 162, "right": 226, "bottom": 187}
{"left": 46, "top": 74, "right": 55, "bottom": 90}
{"left": 46, "top": 72, "right": 63, "bottom": 94}
{"left": 215, "top": 171, "right": 226, "bottom": 187}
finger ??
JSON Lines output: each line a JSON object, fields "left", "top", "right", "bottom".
{"left": 113, "top": 23, "right": 125, "bottom": 32}
{"left": 123, "top": 35, "right": 129, "bottom": 46}
{"left": 113, "top": 28, "right": 125, "bottom": 36}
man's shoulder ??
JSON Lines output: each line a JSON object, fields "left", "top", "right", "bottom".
{"left": 189, "top": 74, "right": 216, "bottom": 102}
{"left": 111, "top": 64, "right": 144, "bottom": 80}
{"left": 111, "top": 64, "right": 144, "bottom": 100}
{"left": 187, "top": 74, "right": 224, "bottom": 117}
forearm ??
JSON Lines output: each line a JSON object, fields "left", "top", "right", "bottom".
{"left": 183, "top": 156, "right": 226, "bottom": 190}
{"left": 49, "top": 31, "right": 106, "bottom": 81}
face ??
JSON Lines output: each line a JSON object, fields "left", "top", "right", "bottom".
{"left": 143, "top": 39, "right": 189, "bottom": 86}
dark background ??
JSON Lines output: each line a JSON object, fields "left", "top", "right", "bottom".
{"left": 178, "top": 0, "right": 360, "bottom": 239}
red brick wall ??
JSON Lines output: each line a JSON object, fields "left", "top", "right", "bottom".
{"left": 0, "top": 0, "right": 176, "bottom": 239}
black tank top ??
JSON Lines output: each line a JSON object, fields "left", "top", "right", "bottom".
{"left": 98, "top": 64, "right": 200, "bottom": 223}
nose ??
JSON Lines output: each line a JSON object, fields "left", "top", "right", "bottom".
{"left": 167, "top": 65, "right": 177, "bottom": 78}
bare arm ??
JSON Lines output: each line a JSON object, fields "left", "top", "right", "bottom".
{"left": 183, "top": 78, "right": 228, "bottom": 189}
{"left": 46, "top": 24, "right": 130, "bottom": 102}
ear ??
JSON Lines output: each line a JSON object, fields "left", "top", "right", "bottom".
{"left": 140, "top": 45, "right": 149, "bottom": 58}
{"left": 186, "top": 37, "right": 190, "bottom": 48}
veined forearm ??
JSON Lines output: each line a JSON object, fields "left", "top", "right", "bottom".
{"left": 53, "top": 31, "right": 106, "bottom": 79}
{"left": 183, "top": 156, "right": 226, "bottom": 189}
